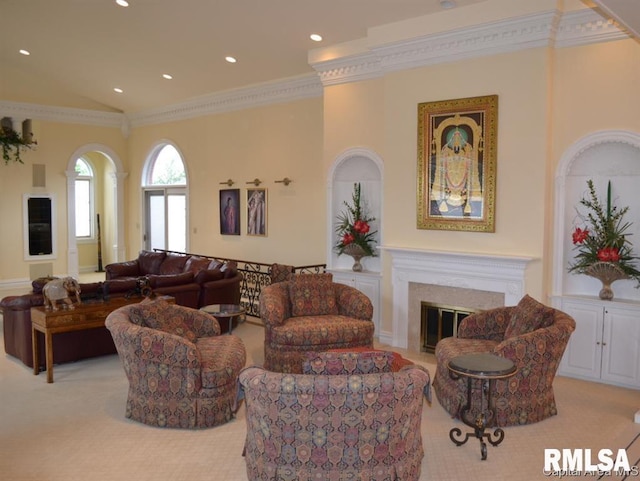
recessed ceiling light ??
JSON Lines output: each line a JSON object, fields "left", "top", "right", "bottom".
{"left": 114, "top": 87, "right": 124, "bottom": 94}
{"left": 310, "top": 34, "right": 323, "bottom": 42}
{"left": 440, "top": 0, "right": 456, "bottom": 9}
{"left": 19, "top": 49, "right": 30, "bottom": 56}
{"left": 225, "top": 56, "right": 237, "bottom": 63}
{"left": 162, "top": 74, "right": 173, "bottom": 80}
{"left": 116, "top": 0, "right": 129, "bottom": 7}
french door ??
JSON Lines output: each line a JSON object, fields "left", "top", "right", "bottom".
{"left": 144, "top": 188, "right": 186, "bottom": 252}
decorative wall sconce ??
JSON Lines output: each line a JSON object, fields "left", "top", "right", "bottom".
{"left": 275, "top": 177, "right": 293, "bottom": 186}
{"left": 219, "top": 179, "right": 235, "bottom": 186}
{"left": 246, "top": 178, "right": 262, "bottom": 186}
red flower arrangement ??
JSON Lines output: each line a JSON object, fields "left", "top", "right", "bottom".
{"left": 568, "top": 179, "right": 640, "bottom": 287}
{"left": 335, "top": 183, "right": 377, "bottom": 257}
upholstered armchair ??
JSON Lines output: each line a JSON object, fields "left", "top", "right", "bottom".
{"left": 259, "top": 273, "right": 375, "bottom": 373}
{"left": 433, "top": 295, "right": 575, "bottom": 427}
{"left": 239, "top": 351, "right": 431, "bottom": 481}
{"left": 105, "top": 298, "right": 246, "bottom": 429}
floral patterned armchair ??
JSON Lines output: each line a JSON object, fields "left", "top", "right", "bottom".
{"left": 238, "top": 351, "right": 431, "bottom": 481}
{"left": 259, "top": 273, "right": 375, "bottom": 373}
{"left": 105, "top": 298, "right": 246, "bottom": 429}
{"left": 433, "top": 295, "right": 575, "bottom": 427}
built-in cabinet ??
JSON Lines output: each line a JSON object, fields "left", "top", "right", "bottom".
{"left": 552, "top": 131, "right": 640, "bottom": 396}
{"left": 328, "top": 148, "right": 383, "bottom": 338}
{"left": 554, "top": 295, "right": 640, "bottom": 389}
{"left": 330, "top": 270, "right": 381, "bottom": 335}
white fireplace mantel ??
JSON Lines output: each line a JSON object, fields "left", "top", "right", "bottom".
{"left": 380, "top": 246, "right": 534, "bottom": 348}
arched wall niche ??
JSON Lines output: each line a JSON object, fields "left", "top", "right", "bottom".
{"left": 327, "top": 147, "right": 383, "bottom": 272}
{"left": 65, "top": 143, "right": 127, "bottom": 278}
{"left": 553, "top": 130, "right": 640, "bottom": 301}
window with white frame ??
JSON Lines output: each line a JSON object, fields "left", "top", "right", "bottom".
{"left": 75, "top": 157, "right": 94, "bottom": 239}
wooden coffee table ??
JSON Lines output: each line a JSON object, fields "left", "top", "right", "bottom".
{"left": 31, "top": 295, "right": 174, "bottom": 383}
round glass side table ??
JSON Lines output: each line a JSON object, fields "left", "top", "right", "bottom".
{"left": 200, "top": 304, "right": 246, "bottom": 335}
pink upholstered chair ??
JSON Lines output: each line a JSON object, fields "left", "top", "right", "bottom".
{"left": 105, "top": 298, "right": 246, "bottom": 429}
{"left": 239, "top": 351, "right": 431, "bottom": 481}
{"left": 433, "top": 295, "right": 575, "bottom": 426}
{"left": 259, "top": 273, "right": 375, "bottom": 373}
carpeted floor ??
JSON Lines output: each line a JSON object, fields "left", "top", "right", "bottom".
{"left": 0, "top": 319, "right": 638, "bottom": 481}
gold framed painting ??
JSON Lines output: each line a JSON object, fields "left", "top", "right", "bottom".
{"left": 417, "top": 94, "right": 498, "bottom": 232}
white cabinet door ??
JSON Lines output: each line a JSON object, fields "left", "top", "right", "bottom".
{"left": 559, "top": 299, "right": 603, "bottom": 381}
{"left": 601, "top": 306, "right": 640, "bottom": 388}
{"left": 331, "top": 270, "right": 380, "bottom": 336}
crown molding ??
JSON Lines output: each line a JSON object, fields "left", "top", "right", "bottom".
{"left": 310, "top": 9, "right": 630, "bottom": 87}
{"left": 128, "top": 74, "right": 322, "bottom": 127}
{"left": 0, "top": 100, "right": 123, "bottom": 128}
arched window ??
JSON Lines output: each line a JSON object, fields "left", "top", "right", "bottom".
{"left": 142, "top": 144, "right": 188, "bottom": 252}
{"left": 75, "top": 157, "right": 94, "bottom": 239}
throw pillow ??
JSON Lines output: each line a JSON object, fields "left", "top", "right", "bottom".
{"left": 133, "top": 299, "right": 197, "bottom": 343}
{"left": 504, "top": 294, "right": 555, "bottom": 339}
{"left": 184, "top": 256, "right": 211, "bottom": 274}
{"left": 289, "top": 273, "right": 338, "bottom": 317}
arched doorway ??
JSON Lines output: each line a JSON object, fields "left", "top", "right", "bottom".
{"left": 66, "top": 144, "right": 126, "bottom": 278}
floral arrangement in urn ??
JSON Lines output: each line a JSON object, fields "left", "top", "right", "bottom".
{"left": 335, "top": 183, "right": 377, "bottom": 271}
{"left": 568, "top": 179, "right": 640, "bottom": 299}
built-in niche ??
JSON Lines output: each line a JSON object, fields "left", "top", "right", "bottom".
{"left": 23, "top": 193, "right": 56, "bottom": 260}
{"left": 553, "top": 131, "right": 640, "bottom": 302}
{"left": 328, "top": 148, "right": 383, "bottom": 273}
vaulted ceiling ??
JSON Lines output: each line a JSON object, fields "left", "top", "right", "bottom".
{"left": 0, "top": 0, "right": 637, "bottom": 115}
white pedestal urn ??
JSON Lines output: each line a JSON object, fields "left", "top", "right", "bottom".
{"left": 342, "top": 244, "right": 367, "bottom": 272}
{"left": 584, "top": 262, "right": 629, "bottom": 301}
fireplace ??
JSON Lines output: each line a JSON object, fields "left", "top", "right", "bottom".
{"left": 420, "top": 302, "right": 477, "bottom": 352}
{"left": 380, "top": 246, "right": 533, "bottom": 351}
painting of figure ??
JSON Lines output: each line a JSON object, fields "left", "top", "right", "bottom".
{"left": 220, "top": 189, "right": 240, "bottom": 235}
{"left": 247, "top": 188, "right": 267, "bottom": 236}
{"left": 417, "top": 95, "right": 498, "bottom": 232}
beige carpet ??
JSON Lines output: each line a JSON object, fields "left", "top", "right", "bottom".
{"left": 1, "top": 319, "right": 638, "bottom": 481}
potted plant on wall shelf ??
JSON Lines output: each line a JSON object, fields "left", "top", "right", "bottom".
{"left": 335, "top": 182, "right": 378, "bottom": 272}
{"left": 568, "top": 179, "right": 640, "bottom": 300}
{"left": 1, "top": 125, "right": 34, "bottom": 165}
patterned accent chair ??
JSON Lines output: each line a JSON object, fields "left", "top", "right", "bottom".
{"left": 239, "top": 351, "right": 431, "bottom": 481}
{"left": 260, "top": 273, "right": 375, "bottom": 373}
{"left": 105, "top": 298, "right": 246, "bottom": 429}
{"left": 433, "top": 295, "right": 575, "bottom": 427}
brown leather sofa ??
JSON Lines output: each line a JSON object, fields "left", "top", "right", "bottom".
{"left": 1, "top": 252, "right": 242, "bottom": 370}
{"left": 105, "top": 250, "right": 242, "bottom": 309}
{"left": 1, "top": 278, "right": 139, "bottom": 368}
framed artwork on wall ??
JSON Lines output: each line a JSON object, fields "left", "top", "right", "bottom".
{"left": 247, "top": 188, "right": 267, "bottom": 236}
{"left": 417, "top": 94, "right": 498, "bottom": 232}
{"left": 219, "top": 189, "right": 240, "bottom": 235}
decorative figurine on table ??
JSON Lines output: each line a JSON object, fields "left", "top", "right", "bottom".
{"left": 42, "top": 277, "right": 82, "bottom": 311}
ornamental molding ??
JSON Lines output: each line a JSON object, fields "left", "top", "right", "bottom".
{"left": 127, "top": 74, "right": 322, "bottom": 127}
{"left": 310, "top": 9, "right": 629, "bottom": 87}
{"left": 0, "top": 100, "right": 123, "bottom": 128}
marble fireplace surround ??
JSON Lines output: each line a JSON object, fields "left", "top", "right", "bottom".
{"left": 380, "top": 246, "right": 534, "bottom": 351}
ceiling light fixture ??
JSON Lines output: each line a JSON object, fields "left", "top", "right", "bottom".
{"left": 225, "top": 56, "right": 237, "bottom": 63}
{"left": 162, "top": 74, "right": 173, "bottom": 80}
{"left": 310, "top": 34, "right": 323, "bottom": 42}
{"left": 113, "top": 88, "right": 124, "bottom": 94}
{"left": 19, "top": 49, "right": 30, "bottom": 56}
{"left": 115, "top": 0, "right": 129, "bottom": 7}
{"left": 439, "top": 0, "right": 456, "bottom": 9}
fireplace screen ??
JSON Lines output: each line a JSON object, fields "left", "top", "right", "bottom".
{"left": 420, "top": 302, "right": 477, "bottom": 352}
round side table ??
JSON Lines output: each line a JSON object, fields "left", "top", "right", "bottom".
{"left": 200, "top": 304, "right": 246, "bottom": 335}
{"left": 447, "top": 352, "right": 517, "bottom": 460}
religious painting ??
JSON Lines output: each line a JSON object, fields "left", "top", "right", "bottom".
{"left": 417, "top": 94, "right": 498, "bottom": 232}
{"left": 219, "top": 189, "right": 240, "bottom": 235}
{"left": 247, "top": 188, "right": 267, "bottom": 236}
